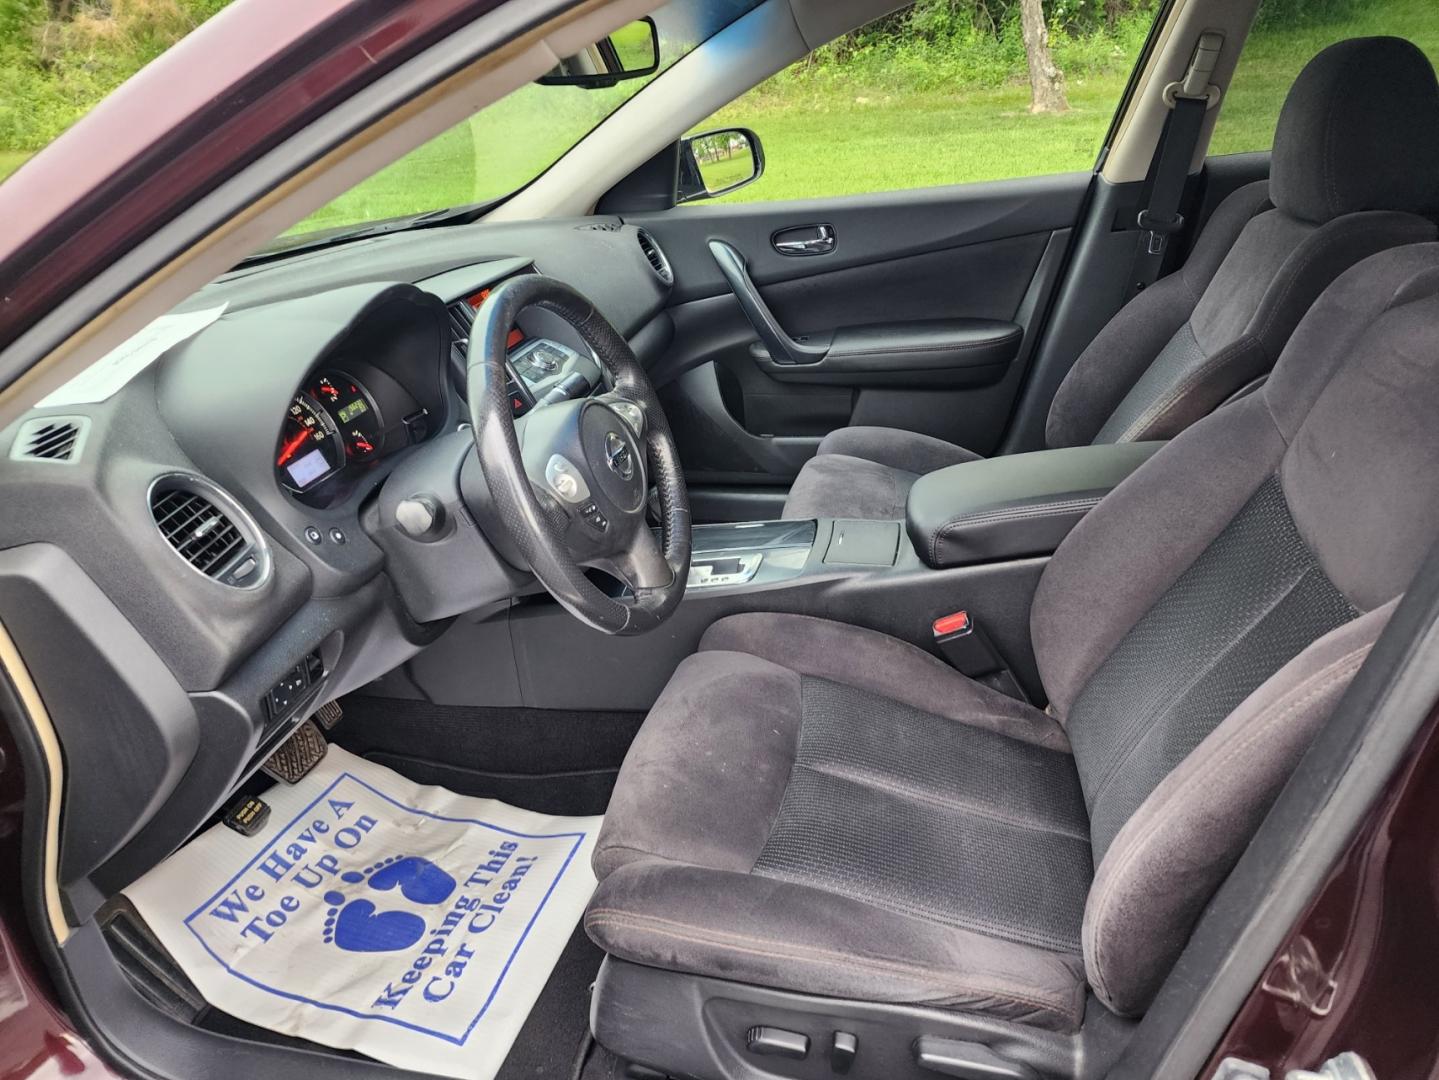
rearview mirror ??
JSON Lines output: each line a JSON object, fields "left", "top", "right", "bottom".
{"left": 677, "top": 128, "right": 765, "bottom": 203}
{"left": 537, "top": 18, "right": 660, "bottom": 89}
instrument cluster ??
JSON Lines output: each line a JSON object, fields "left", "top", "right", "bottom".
{"left": 275, "top": 368, "right": 427, "bottom": 500}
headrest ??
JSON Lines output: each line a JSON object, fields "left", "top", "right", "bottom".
{"left": 1270, "top": 37, "right": 1439, "bottom": 224}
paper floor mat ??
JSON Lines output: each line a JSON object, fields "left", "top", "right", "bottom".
{"left": 124, "top": 746, "right": 602, "bottom": 1079}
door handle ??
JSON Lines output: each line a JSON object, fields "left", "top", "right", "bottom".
{"left": 708, "top": 240, "right": 827, "bottom": 365}
{"left": 772, "top": 223, "right": 835, "bottom": 256}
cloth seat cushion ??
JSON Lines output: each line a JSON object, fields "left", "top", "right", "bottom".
{"left": 781, "top": 426, "right": 981, "bottom": 521}
{"left": 588, "top": 612, "right": 1090, "bottom": 1031}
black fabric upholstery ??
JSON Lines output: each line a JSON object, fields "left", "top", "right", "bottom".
{"left": 782, "top": 426, "right": 982, "bottom": 521}
{"left": 588, "top": 617, "right": 1090, "bottom": 1031}
{"left": 1269, "top": 37, "right": 1439, "bottom": 225}
{"left": 1066, "top": 475, "right": 1357, "bottom": 862}
{"left": 1048, "top": 181, "right": 1274, "bottom": 449}
{"left": 753, "top": 678, "right": 1091, "bottom": 953}
{"left": 780, "top": 37, "right": 1439, "bottom": 522}
{"left": 592, "top": 246, "right": 1439, "bottom": 1047}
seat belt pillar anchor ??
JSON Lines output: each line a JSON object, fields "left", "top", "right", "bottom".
{"left": 1163, "top": 30, "right": 1225, "bottom": 110}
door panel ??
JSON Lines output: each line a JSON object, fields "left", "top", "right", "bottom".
{"left": 629, "top": 173, "right": 1090, "bottom": 505}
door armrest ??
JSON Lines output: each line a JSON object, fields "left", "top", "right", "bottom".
{"left": 749, "top": 319, "right": 1021, "bottom": 386}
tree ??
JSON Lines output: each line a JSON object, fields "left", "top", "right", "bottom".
{"left": 1019, "top": 0, "right": 1068, "bottom": 114}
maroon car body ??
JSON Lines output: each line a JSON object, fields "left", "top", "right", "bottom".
{"left": 0, "top": 0, "right": 508, "bottom": 360}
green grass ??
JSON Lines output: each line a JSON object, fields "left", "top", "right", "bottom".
{"left": 698, "top": 0, "right": 1439, "bottom": 204}
{"left": 9, "top": 0, "right": 1439, "bottom": 221}
{"left": 1209, "top": 0, "right": 1439, "bottom": 156}
{"left": 0, "top": 150, "right": 28, "bottom": 182}
{"left": 700, "top": 75, "right": 1128, "bottom": 202}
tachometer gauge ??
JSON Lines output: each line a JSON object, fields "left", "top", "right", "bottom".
{"left": 276, "top": 393, "right": 344, "bottom": 491}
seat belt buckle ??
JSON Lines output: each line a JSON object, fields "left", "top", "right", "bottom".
{"left": 932, "top": 611, "right": 1002, "bottom": 679}
{"left": 933, "top": 612, "right": 1030, "bottom": 702}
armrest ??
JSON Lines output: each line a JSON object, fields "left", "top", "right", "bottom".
{"left": 907, "top": 442, "right": 1165, "bottom": 569}
{"left": 749, "top": 319, "right": 1021, "bottom": 386}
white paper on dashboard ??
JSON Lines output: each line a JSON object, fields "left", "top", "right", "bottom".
{"left": 36, "top": 303, "right": 227, "bottom": 408}
{"left": 124, "top": 746, "right": 601, "bottom": 1080}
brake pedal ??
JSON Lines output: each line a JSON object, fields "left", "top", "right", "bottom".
{"left": 262, "top": 719, "right": 328, "bottom": 784}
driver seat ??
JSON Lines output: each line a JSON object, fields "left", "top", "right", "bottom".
{"left": 584, "top": 245, "right": 1439, "bottom": 1076}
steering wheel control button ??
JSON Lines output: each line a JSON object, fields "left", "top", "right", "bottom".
{"left": 545, "top": 454, "right": 591, "bottom": 504}
{"left": 609, "top": 400, "right": 644, "bottom": 435}
{"left": 303, "top": 525, "right": 323, "bottom": 545}
{"left": 395, "top": 495, "right": 445, "bottom": 540}
{"left": 328, "top": 527, "right": 347, "bottom": 545}
{"left": 579, "top": 501, "right": 609, "bottom": 531}
{"left": 746, "top": 1027, "right": 809, "bottom": 1061}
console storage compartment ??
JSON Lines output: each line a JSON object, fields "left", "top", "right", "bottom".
{"left": 906, "top": 442, "right": 1165, "bottom": 569}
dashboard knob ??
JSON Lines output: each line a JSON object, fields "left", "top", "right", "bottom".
{"left": 395, "top": 495, "right": 445, "bottom": 540}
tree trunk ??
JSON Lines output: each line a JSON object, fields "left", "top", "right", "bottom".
{"left": 1020, "top": 0, "right": 1069, "bottom": 115}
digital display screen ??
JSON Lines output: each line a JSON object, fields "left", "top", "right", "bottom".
{"left": 467, "top": 287, "right": 525, "bottom": 349}
{"left": 286, "top": 447, "right": 330, "bottom": 488}
{"left": 337, "top": 398, "right": 368, "bottom": 424}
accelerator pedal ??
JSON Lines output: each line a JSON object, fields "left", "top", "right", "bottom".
{"left": 312, "top": 699, "right": 343, "bottom": 730}
{"left": 262, "top": 718, "right": 328, "bottom": 784}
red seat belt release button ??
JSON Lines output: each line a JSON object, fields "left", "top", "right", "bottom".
{"left": 933, "top": 611, "right": 971, "bottom": 638}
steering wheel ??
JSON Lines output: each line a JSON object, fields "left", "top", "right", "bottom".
{"left": 467, "top": 275, "right": 691, "bottom": 635}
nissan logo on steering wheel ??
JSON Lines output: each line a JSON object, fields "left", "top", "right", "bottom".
{"left": 604, "top": 431, "right": 634, "bottom": 481}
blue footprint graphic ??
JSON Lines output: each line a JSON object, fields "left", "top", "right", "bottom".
{"left": 322, "top": 855, "right": 457, "bottom": 953}
{"left": 349, "top": 854, "right": 457, "bottom": 904}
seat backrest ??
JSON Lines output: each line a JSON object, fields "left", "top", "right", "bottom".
{"left": 1030, "top": 243, "right": 1439, "bottom": 1015}
{"left": 1044, "top": 36, "right": 1439, "bottom": 452}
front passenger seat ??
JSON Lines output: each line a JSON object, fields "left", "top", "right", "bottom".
{"left": 783, "top": 36, "right": 1439, "bottom": 521}
{"left": 586, "top": 242, "right": 1439, "bottom": 1078}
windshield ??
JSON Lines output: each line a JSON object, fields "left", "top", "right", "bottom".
{"left": 289, "top": 0, "right": 760, "bottom": 239}
{"left": 0, "top": 0, "right": 759, "bottom": 229}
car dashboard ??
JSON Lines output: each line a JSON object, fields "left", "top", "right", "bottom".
{"left": 0, "top": 217, "right": 673, "bottom": 920}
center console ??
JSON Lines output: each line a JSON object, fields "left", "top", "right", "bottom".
{"left": 688, "top": 518, "right": 913, "bottom": 589}
{"left": 380, "top": 439, "right": 1170, "bottom": 715}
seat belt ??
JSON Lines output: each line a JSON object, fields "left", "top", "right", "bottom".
{"left": 1127, "top": 32, "right": 1224, "bottom": 298}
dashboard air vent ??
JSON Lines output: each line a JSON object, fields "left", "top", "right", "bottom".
{"left": 636, "top": 229, "right": 674, "bottom": 287}
{"left": 575, "top": 221, "right": 623, "bottom": 232}
{"left": 10, "top": 416, "right": 89, "bottom": 464}
{"left": 148, "top": 475, "right": 269, "bottom": 588}
{"left": 447, "top": 300, "right": 476, "bottom": 365}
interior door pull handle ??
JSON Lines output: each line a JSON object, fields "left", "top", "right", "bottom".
{"left": 773, "top": 224, "right": 834, "bottom": 256}
{"left": 708, "top": 239, "right": 827, "bottom": 365}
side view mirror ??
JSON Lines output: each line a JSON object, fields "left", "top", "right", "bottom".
{"left": 536, "top": 17, "right": 660, "bottom": 89}
{"left": 677, "top": 128, "right": 765, "bottom": 203}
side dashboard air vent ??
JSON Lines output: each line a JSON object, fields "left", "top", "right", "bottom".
{"left": 10, "top": 416, "right": 90, "bottom": 464}
{"left": 447, "top": 300, "right": 476, "bottom": 365}
{"left": 148, "top": 475, "right": 269, "bottom": 588}
{"left": 636, "top": 229, "right": 674, "bottom": 287}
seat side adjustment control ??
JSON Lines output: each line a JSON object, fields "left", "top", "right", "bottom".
{"left": 914, "top": 1036, "right": 1039, "bottom": 1080}
{"left": 831, "top": 1031, "right": 858, "bottom": 1074}
{"left": 746, "top": 1026, "right": 809, "bottom": 1060}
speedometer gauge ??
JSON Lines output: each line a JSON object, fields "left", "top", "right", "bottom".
{"left": 276, "top": 393, "right": 344, "bottom": 491}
